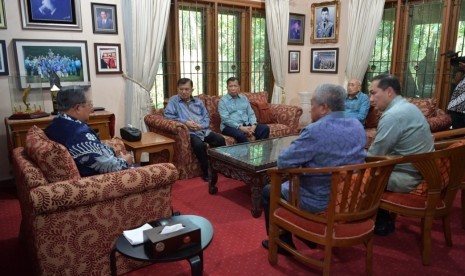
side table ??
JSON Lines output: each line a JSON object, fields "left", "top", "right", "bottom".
{"left": 122, "top": 132, "right": 175, "bottom": 164}
{"left": 110, "top": 215, "right": 213, "bottom": 276}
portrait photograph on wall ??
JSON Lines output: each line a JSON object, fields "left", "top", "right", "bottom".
{"left": 91, "top": 3, "right": 118, "bottom": 34}
{"left": 13, "top": 39, "right": 90, "bottom": 88}
{"left": 94, "top": 43, "right": 122, "bottom": 74}
{"left": 311, "top": 48, "right": 338, "bottom": 74}
{"left": 0, "top": 0, "right": 6, "bottom": 29}
{"left": 288, "top": 13, "right": 305, "bottom": 45}
{"left": 310, "top": 1, "right": 340, "bottom": 44}
{"left": 288, "top": 50, "right": 300, "bottom": 73}
{"left": 19, "top": 0, "right": 82, "bottom": 31}
{"left": 0, "top": 40, "right": 9, "bottom": 76}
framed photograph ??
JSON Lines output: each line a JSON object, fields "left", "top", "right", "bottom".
{"left": 0, "top": 0, "right": 6, "bottom": 29}
{"left": 19, "top": 0, "right": 82, "bottom": 31}
{"left": 91, "top": 3, "right": 118, "bottom": 34}
{"left": 310, "top": 1, "right": 340, "bottom": 44}
{"left": 94, "top": 43, "right": 122, "bottom": 74}
{"left": 288, "top": 51, "right": 300, "bottom": 73}
{"left": 0, "top": 40, "right": 9, "bottom": 76}
{"left": 13, "top": 39, "right": 90, "bottom": 88}
{"left": 311, "top": 48, "right": 338, "bottom": 74}
{"left": 288, "top": 13, "right": 305, "bottom": 45}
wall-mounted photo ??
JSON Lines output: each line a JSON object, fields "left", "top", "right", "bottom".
{"left": 310, "top": 1, "right": 340, "bottom": 44}
{"left": 0, "top": 0, "right": 6, "bottom": 29}
{"left": 288, "top": 13, "right": 305, "bottom": 46}
{"left": 288, "top": 50, "right": 300, "bottom": 73}
{"left": 19, "top": 0, "right": 82, "bottom": 31}
{"left": 91, "top": 3, "right": 118, "bottom": 34}
{"left": 94, "top": 43, "right": 122, "bottom": 74}
{"left": 0, "top": 40, "right": 9, "bottom": 76}
{"left": 13, "top": 39, "right": 90, "bottom": 88}
{"left": 311, "top": 48, "right": 338, "bottom": 74}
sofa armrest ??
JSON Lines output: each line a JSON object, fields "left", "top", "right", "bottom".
{"left": 30, "top": 163, "right": 178, "bottom": 214}
{"left": 270, "top": 104, "right": 303, "bottom": 130}
{"left": 428, "top": 113, "right": 452, "bottom": 132}
{"left": 102, "top": 137, "right": 127, "bottom": 156}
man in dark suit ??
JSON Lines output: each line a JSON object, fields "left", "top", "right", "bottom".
{"left": 97, "top": 10, "right": 113, "bottom": 29}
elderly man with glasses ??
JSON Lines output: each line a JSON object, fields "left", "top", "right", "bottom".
{"left": 45, "top": 86, "right": 134, "bottom": 176}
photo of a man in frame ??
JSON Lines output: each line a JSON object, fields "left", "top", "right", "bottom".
{"left": 289, "top": 19, "right": 301, "bottom": 40}
{"left": 30, "top": 0, "right": 73, "bottom": 22}
{"left": 96, "top": 9, "right": 114, "bottom": 30}
{"left": 315, "top": 6, "right": 335, "bottom": 39}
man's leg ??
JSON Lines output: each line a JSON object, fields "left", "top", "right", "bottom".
{"left": 222, "top": 126, "right": 249, "bottom": 143}
{"left": 254, "top": 124, "right": 270, "bottom": 140}
{"left": 190, "top": 134, "right": 209, "bottom": 181}
{"left": 204, "top": 132, "right": 226, "bottom": 148}
{"left": 450, "top": 111, "right": 465, "bottom": 129}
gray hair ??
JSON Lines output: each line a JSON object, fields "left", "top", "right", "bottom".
{"left": 56, "top": 86, "right": 87, "bottom": 111}
{"left": 313, "top": 84, "right": 347, "bottom": 111}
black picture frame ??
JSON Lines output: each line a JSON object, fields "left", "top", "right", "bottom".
{"left": 311, "top": 48, "right": 338, "bottom": 74}
{"left": 19, "top": 0, "right": 82, "bottom": 31}
{"left": 91, "top": 3, "right": 118, "bottom": 34}
{"left": 13, "top": 39, "right": 90, "bottom": 88}
{"left": 0, "top": 40, "right": 9, "bottom": 76}
{"left": 288, "top": 13, "right": 305, "bottom": 46}
{"left": 94, "top": 43, "right": 122, "bottom": 74}
{"left": 288, "top": 50, "right": 300, "bottom": 73}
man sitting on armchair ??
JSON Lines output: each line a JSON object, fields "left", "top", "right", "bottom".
{"left": 45, "top": 86, "right": 133, "bottom": 176}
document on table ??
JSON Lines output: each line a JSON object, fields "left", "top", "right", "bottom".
{"left": 123, "top": 223, "right": 153, "bottom": 245}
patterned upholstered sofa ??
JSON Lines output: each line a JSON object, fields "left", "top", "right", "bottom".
{"left": 365, "top": 97, "right": 452, "bottom": 147}
{"left": 12, "top": 126, "right": 179, "bottom": 276}
{"left": 144, "top": 91, "right": 303, "bottom": 179}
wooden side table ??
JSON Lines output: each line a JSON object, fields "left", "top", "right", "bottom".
{"left": 122, "top": 132, "right": 175, "bottom": 164}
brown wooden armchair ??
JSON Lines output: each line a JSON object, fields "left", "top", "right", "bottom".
{"left": 379, "top": 140, "right": 465, "bottom": 265}
{"left": 267, "top": 156, "right": 400, "bottom": 276}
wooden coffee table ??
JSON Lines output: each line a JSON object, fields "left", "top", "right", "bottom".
{"left": 207, "top": 135, "right": 298, "bottom": 218}
{"left": 122, "top": 132, "right": 175, "bottom": 164}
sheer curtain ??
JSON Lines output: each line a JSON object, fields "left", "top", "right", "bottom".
{"left": 265, "top": 0, "right": 289, "bottom": 104}
{"left": 345, "top": 0, "right": 385, "bottom": 82}
{"left": 121, "top": 0, "right": 170, "bottom": 130}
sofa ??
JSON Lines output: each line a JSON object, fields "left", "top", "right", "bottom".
{"left": 144, "top": 91, "right": 303, "bottom": 179}
{"left": 364, "top": 97, "right": 452, "bottom": 147}
{"left": 12, "top": 126, "right": 179, "bottom": 276}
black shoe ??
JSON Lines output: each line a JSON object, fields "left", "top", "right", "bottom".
{"left": 201, "top": 175, "right": 209, "bottom": 182}
{"left": 262, "top": 239, "right": 294, "bottom": 256}
{"left": 374, "top": 218, "right": 395, "bottom": 236}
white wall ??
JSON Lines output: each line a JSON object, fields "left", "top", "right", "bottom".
{"left": 0, "top": 0, "right": 126, "bottom": 181}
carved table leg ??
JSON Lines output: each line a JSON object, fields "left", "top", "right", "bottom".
{"left": 208, "top": 160, "right": 218, "bottom": 194}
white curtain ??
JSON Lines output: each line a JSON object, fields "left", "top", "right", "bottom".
{"left": 121, "top": 0, "right": 171, "bottom": 130}
{"left": 345, "top": 0, "right": 385, "bottom": 83}
{"left": 265, "top": 0, "right": 289, "bottom": 104}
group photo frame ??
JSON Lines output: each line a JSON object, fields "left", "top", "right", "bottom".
{"left": 13, "top": 39, "right": 90, "bottom": 88}
{"left": 0, "top": 0, "right": 6, "bottom": 29}
{"left": 311, "top": 48, "right": 339, "bottom": 74}
{"left": 0, "top": 40, "right": 9, "bottom": 76}
{"left": 91, "top": 3, "right": 118, "bottom": 34}
{"left": 310, "top": 1, "right": 340, "bottom": 44}
{"left": 94, "top": 43, "right": 122, "bottom": 74}
{"left": 288, "top": 50, "right": 300, "bottom": 73}
{"left": 19, "top": 0, "right": 82, "bottom": 31}
{"left": 288, "top": 13, "right": 305, "bottom": 46}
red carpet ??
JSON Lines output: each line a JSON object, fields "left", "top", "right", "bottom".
{"left": 1, "top": 175, "right": 465, "bottom": 275}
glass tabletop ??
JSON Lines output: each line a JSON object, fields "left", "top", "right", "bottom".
{"left": 208, "top": 135, "right": 298, "bottom": 172}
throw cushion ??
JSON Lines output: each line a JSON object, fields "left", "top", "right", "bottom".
{"left": 25, "top": 126, "right": 80, "bottom": 183}
{"left": 250, "top": 101, "right": 273, "bottom": 124}
{"left": 406, "top": 97, "right": 436, "bottom": 118}
{"left": 365, "top": 106, "right": 381, "bottom": 128}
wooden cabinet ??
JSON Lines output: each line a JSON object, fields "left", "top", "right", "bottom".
{"left": 5, "top": 111, "right": 115, "bottom": 150}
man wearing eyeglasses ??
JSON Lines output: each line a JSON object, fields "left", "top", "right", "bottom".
{"left": 164, "top": 78, "right": 226, "bottom": 182}
{"left": 45, "top": 86, "right": 134, "bottom": 177}
{"left": 345, "top": 79, "right": 370, "bottom": 125}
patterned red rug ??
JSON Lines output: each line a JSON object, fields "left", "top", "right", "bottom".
{"left": 1, "top": 175, "right": 465, "bottom": 275}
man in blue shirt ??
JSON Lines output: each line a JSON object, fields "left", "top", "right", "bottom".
{"left": 261, "top": 84, "right": 367, "bottom": 254}
{"left": 165, "top": 78, "right": 225, "bottom": 181}
{"left": 218, "top": 77, "right": 270, "bottom": 143}
{"left": 345, "top": 79, "right": 370, "bottom": 124}
{"left": 45, "top": 87, "right": 133, "bottom": 177}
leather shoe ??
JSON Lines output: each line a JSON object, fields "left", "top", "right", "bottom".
{"left": 374, "top": 218, "right": 395, "bottom": 236}
{"left": 262, "top": 239, "right": 294, "bottom": 256}
{"left": 201, "top": 175, "right": 209, "bottom": 182}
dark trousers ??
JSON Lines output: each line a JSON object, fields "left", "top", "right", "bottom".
{"left": 450, "top": 111, "right": 465, "bottom": 129}
{"left": 261, "top": 184, "right": 293, "bottom": 244}
{"left": 222, "top": 124, "right": 270, "bottom": 144}
{"left": 190, "top": 132, "right": 225, "bottom": 177}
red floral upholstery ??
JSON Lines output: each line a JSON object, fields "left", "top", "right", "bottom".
{"left": 12, "top": 128, "right": 179, "bottom": 276}
{"left": 145, "top": 91, "right": 303, "bottom": 179}
{"left": 365, "top": 97, "right": 452, "bottom": 147}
